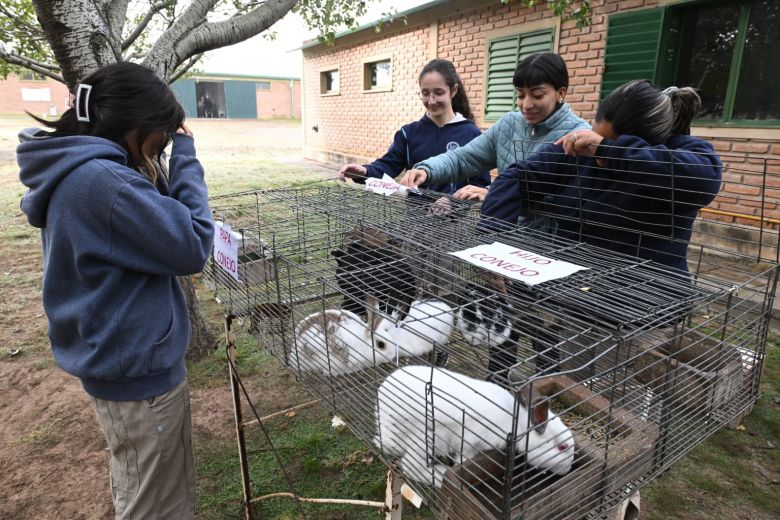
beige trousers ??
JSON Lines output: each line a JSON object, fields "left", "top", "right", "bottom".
{"left": 90, "top": 378, "right": 196, "bottom": 520}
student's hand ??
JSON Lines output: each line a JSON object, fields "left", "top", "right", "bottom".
{"left": 429, "top": 196, "right": 452, "bottom": 216}
{"left": 338, "top": 164, "right": 367, "bottom": 181}
{"left": 555, "top": 130, "right": 602, "bottom": 157}
{"left": 454, "top": 185, "right": 488, "bottom": 201}
{"left": 400, "top": 168, "right": 428, "bottom": 188}
{"left": 177, "top": 123, "right": 193, "bottom": 137}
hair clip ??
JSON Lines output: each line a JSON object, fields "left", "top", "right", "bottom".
{"left": 75, "top": 83, "right": 92, "bottom": 123}
{"left": 661, "top": 85, "right": 678, "bottom": 96}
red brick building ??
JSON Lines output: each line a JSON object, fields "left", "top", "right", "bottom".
{"left": 0, "top": 72, "right": 70, "bottom": 117}
{"left": 0, "top": 72, "right": 301, "bottom": 120}
{"left": 301, "top": 0, "right": 779, "bottom": 226}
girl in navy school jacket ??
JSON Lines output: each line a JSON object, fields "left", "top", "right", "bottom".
{"left": 480, "top": 80, "right": 722, "bottom": 380}
{"left": 339, "top": 59, "right": 491, "bottom": 195}
{"left": 481, "top": 80, "right": 722, "bottom": 274}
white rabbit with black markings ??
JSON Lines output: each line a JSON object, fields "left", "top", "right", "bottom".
{"left": 457, "top": 283, "right": 516, "bottom": 348}
{"left": 374, "top": 366, "right": 575, "bottom": 488}
{"left": 290, "top": 297, "right": 394, "bottom": 376}
{"left": 372, "top": 299, "right": 455, "bottom": 361}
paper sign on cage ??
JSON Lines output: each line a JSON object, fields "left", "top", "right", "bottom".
{"left": 214, "top": 221, "right": 240, "bottom": 281}
{"left": 449, "top": 241, "right": 588, "bottom": 286}
{"left": 364, "top": 174, "right": 408, "bottom": 196}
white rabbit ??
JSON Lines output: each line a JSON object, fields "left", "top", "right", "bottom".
{"left": 290, "top": 297, "right": 394, "bottom": 376}
{"left": 373, "top": 299, "right": 455, "bottom": 361}
{"left": 374, "top": 366, "right": 575, "bottom": 488}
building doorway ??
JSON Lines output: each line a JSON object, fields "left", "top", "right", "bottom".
{"left": 195, "top": 81, "right": 226, "bottom": 118}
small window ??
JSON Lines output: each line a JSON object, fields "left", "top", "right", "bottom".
{"left": 363, "top": 59, "right": 392, "bottom": 91}
{"left": 320, "top": 69, "right": 339, "bottom": 95}
{"left": 19, "top": 71, "right": 46, "bottom": 81}
{"left": 256, "top": 81, "right": 271, "bottom": 90}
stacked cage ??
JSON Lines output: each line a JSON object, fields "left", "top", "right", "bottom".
{"left": 204, "top": 143, "right": 778, "bottom": 519}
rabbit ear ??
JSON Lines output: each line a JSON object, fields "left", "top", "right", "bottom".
{"left": 366, "top": 295, "right": 381, "bottom": 331}
{"left": 530, "top": 398, "right": 550, "bottom": 435}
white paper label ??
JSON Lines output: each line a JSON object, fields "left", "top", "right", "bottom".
{"left": 449, "top": 241, "right": 588, "bottom": 286}
{"left": 214, "top": 221, "right": 239, "bottom": 281}
{"left": 365, "top": 174, "right": 408, "bottom": 196}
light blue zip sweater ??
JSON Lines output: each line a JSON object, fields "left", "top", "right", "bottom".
{"left": 414, "top": 103, "right": 590, "bottom": 184}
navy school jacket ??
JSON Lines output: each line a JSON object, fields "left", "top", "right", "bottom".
{"left": 480, "top": 134, "right": 723, "bottom": 273}
{"left": 359, "top": 114, "right": 492, "bottom": 194}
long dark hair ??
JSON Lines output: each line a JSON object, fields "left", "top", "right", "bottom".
{"left": 419, "top": 58, "right": 474, "bottom": 121}
{"left": 596, "top": 80, "right": 701, "bottom": 144}
{"left": 513, "top": 52, "right": 569, "bottom": 91}
{"left": 30, "top": 62, "right": 185, "bottom": 184}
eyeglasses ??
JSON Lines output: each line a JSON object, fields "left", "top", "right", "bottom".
{"left": 418, "top": 90, "right": 450, "bottom": 101}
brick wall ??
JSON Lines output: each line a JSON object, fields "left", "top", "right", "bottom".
{"left": 303, "top": 0, "right": 780, "bottom": 225}
{"left": 0, "top": 75, "right": 70, "bottom": 116}
{"left": 303, "top": 24, "right": 434, "bottom": 164}
{"left": 256, "top": 79, "right": 301, "bottom": 118}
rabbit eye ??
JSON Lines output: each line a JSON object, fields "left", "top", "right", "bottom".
{"left": 377, "top": 341, "right": 386, "bottom": 350}
{"left": 557, "top": 442, "right": 569, "bottom": 452}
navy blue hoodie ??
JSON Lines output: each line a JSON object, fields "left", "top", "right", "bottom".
{"left": 359, "top": 114, "right": 491, "bottom": 194}
{"left": 480, "top": 134, "right": 722, "bottom": 273}
{"left": 18, "top": 130, "right": 214, "bottom": 401}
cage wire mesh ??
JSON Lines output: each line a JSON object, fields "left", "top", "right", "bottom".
{"left": 204, "top": 140, "right": 778, "bottom": 519}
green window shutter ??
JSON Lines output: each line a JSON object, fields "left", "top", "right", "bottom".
{"left": 600, "top": 7, "right": 665, "bottom": 102}
{"left": 485, "top": 29, "right": 554, "bottom": 121}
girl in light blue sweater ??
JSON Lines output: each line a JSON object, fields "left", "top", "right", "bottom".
{"left": 401, "top": 52, "right": 590, "bottom": 200}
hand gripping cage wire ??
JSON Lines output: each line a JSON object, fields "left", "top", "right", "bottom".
{"left": 203, "top": 141, "right": 779, "bottom": 520}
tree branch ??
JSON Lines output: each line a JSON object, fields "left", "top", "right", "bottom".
{"left": 176, "top": 0, "right": 297, "bottom": 60}
{"left": 142, "top": 0, "right": 220, "bottom": 79}
{"left": 0, "top": 48, "right": 65, "bottom": 83}
{"left": 106, "top": 0, "right": 132, "bottom": 40}
{"left": 168, "top": 52, "right": 202, "bottom": 83}
{"left": 121, "top": 0, "right": 175, "bottom": 51}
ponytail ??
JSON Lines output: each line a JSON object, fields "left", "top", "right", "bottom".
{"left": 666, "top": 87, "right": 701, "bottom": 136}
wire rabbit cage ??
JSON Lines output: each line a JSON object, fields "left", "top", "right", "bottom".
{"left": 204, "top": 142, "right": 778, "bottom": 520}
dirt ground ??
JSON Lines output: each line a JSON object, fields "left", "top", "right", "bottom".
{"left": 0, "top": 116, "right": 328, "bottom": 519}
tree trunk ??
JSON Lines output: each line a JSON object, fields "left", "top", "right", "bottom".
{"left": 32, "top": 0, "right": 122, "bottom": 88}
{"left": 179, "top": 276, "right": 217, "bottom": 361}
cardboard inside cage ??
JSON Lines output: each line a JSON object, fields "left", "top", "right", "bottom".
{"left": 438, "top": 375, "right": 658, "bottom": 520}
{"left": 630, "top": 329, "right": 747, "bottom": 415}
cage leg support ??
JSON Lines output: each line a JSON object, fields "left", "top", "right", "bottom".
{"left": 384, "top": 469, "right": 404, "bottom": 519}
{"left": 226, "top": 315, "right": 253, "bottom": 520}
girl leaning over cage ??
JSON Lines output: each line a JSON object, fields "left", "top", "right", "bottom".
{"left": 17, "top": 62, "right": 214, "bottom": 519}
{"left": 338, "top": 58, "right": 491, "bottom": 201}
{"left": 400, "top": 52, "right": 591, "bottom": 201}
{"left": 478, "top": 80, "right": 723, "bottom": 380}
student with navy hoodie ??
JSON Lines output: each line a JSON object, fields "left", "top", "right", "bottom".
{"left": 480, "top": 80, "right": 722, "bottom": 379}
{"left": 339, "top": 58, "right": 490, "bottom": 195}
{"left": 17, "top": 62, "right": 213, "bottom": 519}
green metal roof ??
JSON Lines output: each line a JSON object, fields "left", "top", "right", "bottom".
{"left": 299, "top": 0, "right": 449, "bottom": 50}
{"left": 187, "top": 72, "right": 300, "bottom": 81}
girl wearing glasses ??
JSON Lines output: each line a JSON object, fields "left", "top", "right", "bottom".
{"left": 339, "top": 58, "right": 491, "bottom": 195}
{"left": 400, "top": 52, "right": 590, "bottom": 201}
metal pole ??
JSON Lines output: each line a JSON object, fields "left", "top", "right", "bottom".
{"left": 226, "top": 314, "right": 253, "bottom": 520}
